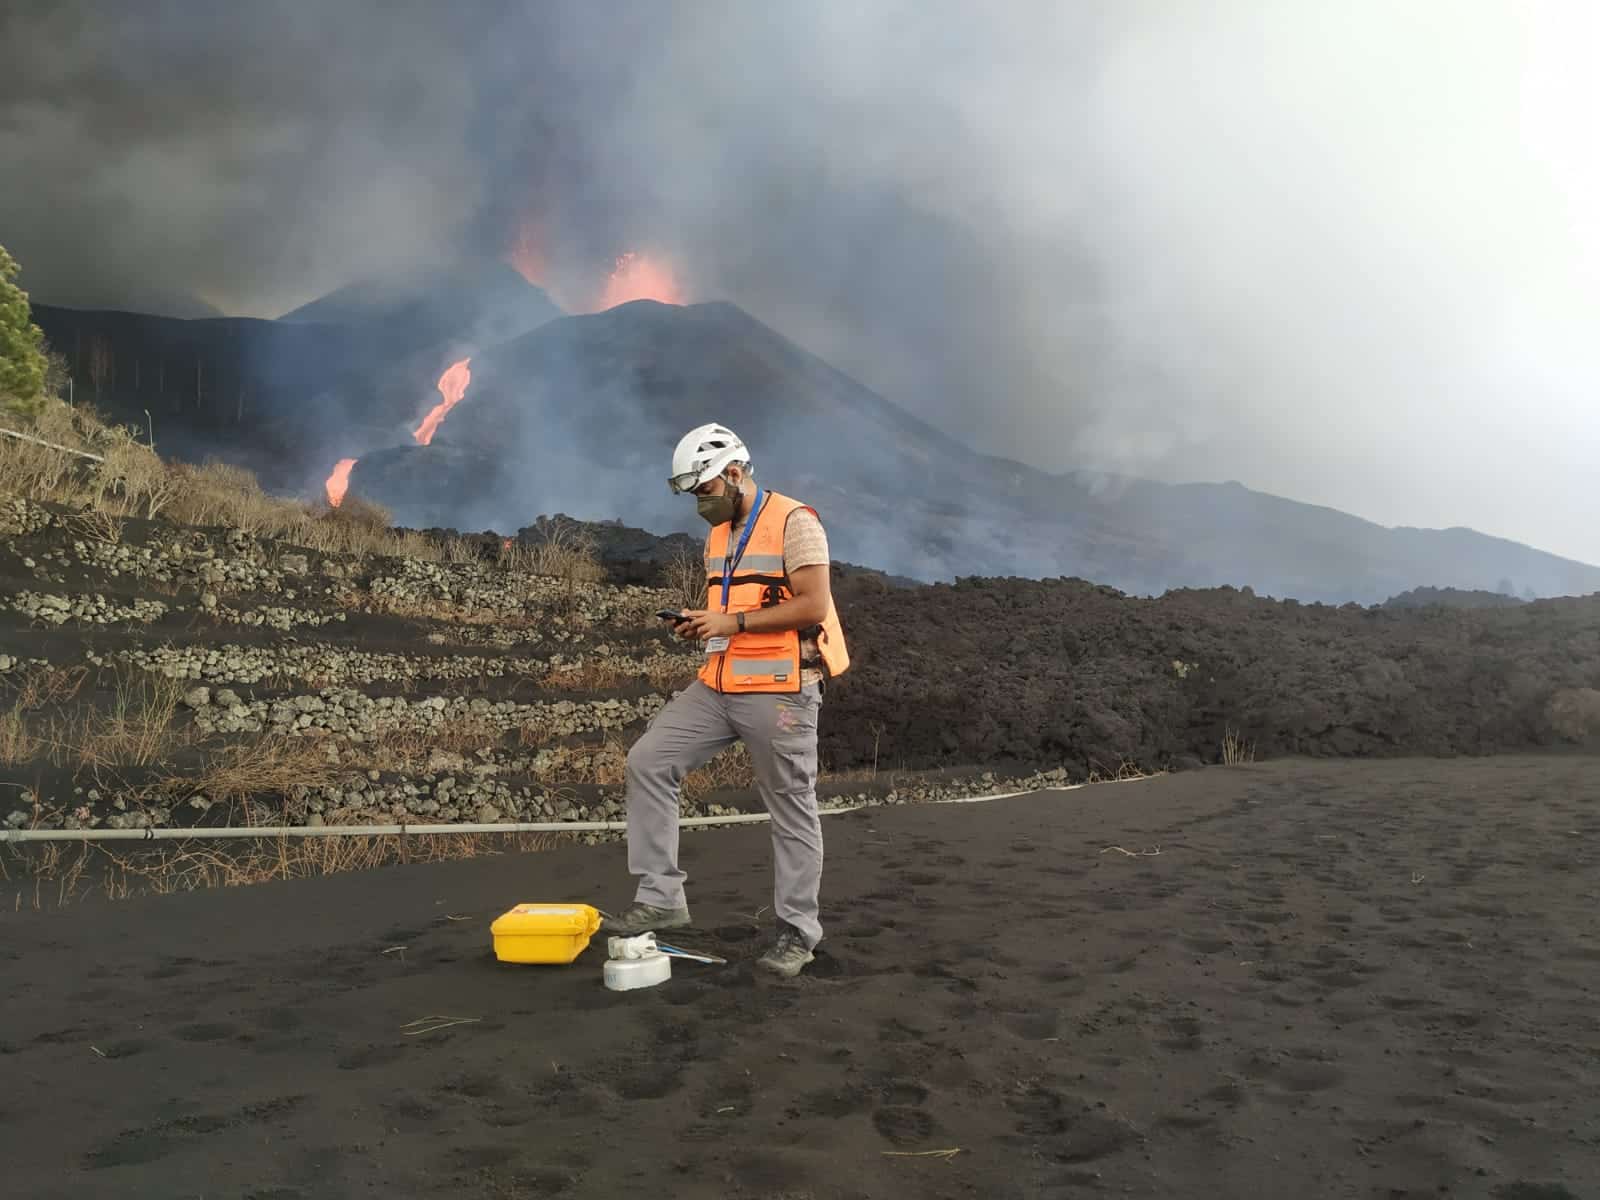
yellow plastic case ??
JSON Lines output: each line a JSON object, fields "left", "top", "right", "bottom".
{"left": 490, "top": 903, "right": 602, "bottom": 964}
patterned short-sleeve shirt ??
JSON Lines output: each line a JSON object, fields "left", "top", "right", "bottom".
{"left": 784, "top": 508, "right": 830, "bottom": 687}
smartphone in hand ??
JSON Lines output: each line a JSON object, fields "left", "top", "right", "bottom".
{"left": 655, "top": 608, "right": 686, "bottom": 623}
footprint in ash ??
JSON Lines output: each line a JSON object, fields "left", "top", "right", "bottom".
{"left": 607, "top": 1061, "right": 684, "bottom": 1102}
{"left": 872, "top": 1106, "right": 937, "bottom": 1146}
{"left": 878, "top": 1079, "right": 930, "bottom": 1106}
{"left": 1236, "top": 1050, "right": 1345, "bottom": 1093}
{"left": 794, "top": 1083, "right": 873, "bottom": 1119}
{"left": 337, "top": 1043, "right": 405, "bottom": 1071}
{"left": 1005, "top": 1086, "right": 1142, "bottom": 1162}
{"left": 381, "top": 1095, "right": 439, "bottom": 1130}
{"left": 1159, "top": 1015, "right": 1206, "bottom": 1052}
{"left": 876, "top": 1017, "right": 928, "bottom": 1044}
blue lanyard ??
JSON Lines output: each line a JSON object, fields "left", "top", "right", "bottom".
{"left": 719, "top": 487, "right": 764, "bottom": 611}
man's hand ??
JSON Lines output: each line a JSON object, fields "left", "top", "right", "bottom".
{"left": 676, "top": 610, "right": 738, "bottom": 641}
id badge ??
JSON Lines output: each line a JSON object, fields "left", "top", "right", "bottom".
{"left": 704, "top": 636, "right": 731, "bottom": 655}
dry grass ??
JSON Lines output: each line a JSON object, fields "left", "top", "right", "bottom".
{"left": 506, "top": 523, "right": 605, "bottom": 619}
{"left": 540, "top": 655, "right": 699, "bottom": 693}
{"left": 662, "top": 542, "right": 707, "bottom": 612}
{"left": 2, "top": 841, "right": 102, "bottom": 910}
{"left": 301, "top": 512, "right": 439, "bottom": 561}
{"left": 681, "top": 742, "right": 755, "bottom": 805}
{"left": 340, "top": 589, "right": 543, "bottom": 628}
{"left": 528, "top": 736, "right": 630, "bottom": 786}
{"left": 508, "top": 523, "right": 604, "bottom": 584}
{"left": 515, "top": 731, "right": 749, "bottom": 800}
{"left": 0, "top": 665, "right": 90, "bottom": 765}
{"left": 325, "top": 493, "right": 391, "bottom": 532}
{"left": 0, "top": 402, "right": 99, "bottom": 501}
{"left": 414, "top": 714, "right": 504, "bottom": 756}
{"left": 63, "top": 672, "right": 186, "bottom": 770}
{"left": 0, "top": 706, "right": 39, "bottom": 764}
{"left": 0, "top": 664, "right": 345, "bottom": 807}
{"left": 4, "top": 828, "right": 571, "bottom": 909}
{"left": 177, "top": 735, "right": 346, "bottom": 812}
{"left": 96, "top": 434, "right": 181, "bottom": 519}
{"left": 161, "top": 460, "right": 284, "bottom": 532}
{"left": 0, "top": 398, "right": 446, "bottom": 561}
{"left": 867, "top": 720, "right": 886, "bottom": 779}
{"left": 517, "top": 718, "right": 554, "bottom": 749}
{"left": 1085, "top": 756, "right": 1166, "bottom": 784}
{"left": 2, "top": 664, "right": 90, "bottom": 713}
{"left": 1221, "top": 724, "right": 1256, "bottom": 766}
{"left": 0, "top": 402, "right": 188, "bottom": 523}
{"left": 540, "top": 658, "right": 632, "bottom": 690}
{"left": 66, "top": 507, "right": 124, "bottom": 545}
{"left": 338, "top": 713, "right": 507, "bottom": 776}
{"left": 444, "top": 536, "right": 484, "bottom": 565}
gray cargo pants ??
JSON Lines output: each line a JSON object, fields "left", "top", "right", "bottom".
{"left": 625, "top": 680, "right": 825, "bottom": 947}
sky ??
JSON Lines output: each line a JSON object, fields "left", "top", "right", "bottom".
{"left": 1, "top": 1, "right": 1597, "bottom": 564}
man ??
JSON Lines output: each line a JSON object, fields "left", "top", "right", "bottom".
{"left": 602, "top": 422, "right": 849, "bottom": 978}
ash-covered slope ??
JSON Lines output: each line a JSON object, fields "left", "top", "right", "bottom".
{"left": 348, "top": 300, "right": 1600, "bottom": 602}
{"left": 351, "top": 299, "right": 994, "bottom": 547}
{"left": 278, "top": 260, "right": 562, "bottom": 349}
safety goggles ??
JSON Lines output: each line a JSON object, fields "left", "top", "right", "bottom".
{"left": 668, "top": 467, "right": 720, "bottom": 489}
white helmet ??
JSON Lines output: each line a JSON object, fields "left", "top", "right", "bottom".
{"left": 669, "top": 422, "right": 749, "bottom": 493}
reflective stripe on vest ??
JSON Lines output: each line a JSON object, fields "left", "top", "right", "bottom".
{"left": 729, "top": 657, "right": 793, "bottom": 677}
{"left": 706, "top": 553, "right": 786, "bottom": 574}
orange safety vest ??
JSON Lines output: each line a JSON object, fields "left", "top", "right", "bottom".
{"left": 697, "top": 490, "right": 850, "bottom": 694}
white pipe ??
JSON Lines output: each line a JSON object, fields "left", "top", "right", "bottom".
{"left": 0, "top": 784, "right": 1090, "bottom": 845}
{"left": 0, "top": 813, "right": 778, "bottom": 843}
{"left": 0, "top": 426, "right": 106, "bottom": 463}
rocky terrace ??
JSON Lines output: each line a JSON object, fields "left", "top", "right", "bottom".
{"left": 0, "top": 496, "right": 1053, "bottom": 873}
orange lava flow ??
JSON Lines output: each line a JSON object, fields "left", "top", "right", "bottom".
{"left": 414, "top": 357, "right": 472, "bottom": 446}
{"left": 325, "top": 458, "right": 357, "bottom": 507}
{"left": 598, "top": 251, "right": 684, "bottom": 309}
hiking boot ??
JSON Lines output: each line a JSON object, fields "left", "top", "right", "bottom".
{"left": 756, "top": 923, "right": 815, "bottom": 979}
{"left": 601, "top": 902, "right": 692, "bottom": 936}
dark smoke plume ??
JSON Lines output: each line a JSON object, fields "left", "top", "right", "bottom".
{"left": 1, "top": 1, "right": 1597, "bottom": 565}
